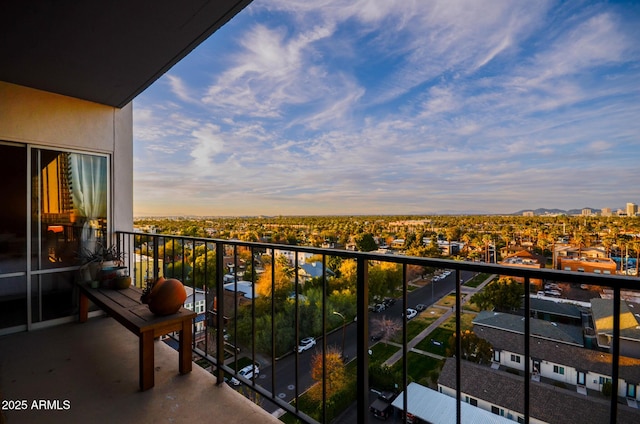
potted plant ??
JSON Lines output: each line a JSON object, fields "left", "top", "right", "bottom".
{"left": 78, "top": 241, "right": 127, "bottom": 288}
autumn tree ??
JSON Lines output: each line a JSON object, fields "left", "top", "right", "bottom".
{"left": 255, "top": 258, "right": 293, "bottom": 300}
{"left": 308, "top": 347, "right": 347, "bottom": 402}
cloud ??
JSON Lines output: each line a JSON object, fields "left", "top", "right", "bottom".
{"left": 133, "top": 0, "right": 640, "bottom": 216}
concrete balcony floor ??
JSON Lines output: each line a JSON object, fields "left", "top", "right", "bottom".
{"left": 0, "top": 316, "right": 280, "bottom": 424}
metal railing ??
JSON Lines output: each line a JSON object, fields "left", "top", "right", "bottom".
{"left": 116, "top": 231, "right": 639, "bottom": 424}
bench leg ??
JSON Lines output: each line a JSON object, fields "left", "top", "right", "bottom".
{"left": 140, "top": 331, "right": 154, "bottom": 391}
{"left": 178, "top": 319, "right": 193, "bottom": 374}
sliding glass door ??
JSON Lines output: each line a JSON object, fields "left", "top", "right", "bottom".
{"left": 0, "top": 142, "right": 108, "bottom": 333}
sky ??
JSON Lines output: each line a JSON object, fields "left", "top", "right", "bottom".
{"left": 133, "top": 0, "right": 640, "bottom": 217}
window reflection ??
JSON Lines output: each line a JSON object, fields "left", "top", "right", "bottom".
{"left": 32, "top": 150, "right": 107, "bottom": 270}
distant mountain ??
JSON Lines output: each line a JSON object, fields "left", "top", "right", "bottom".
{"left": 511, "top": 208, "right": 601, "bottom": 216}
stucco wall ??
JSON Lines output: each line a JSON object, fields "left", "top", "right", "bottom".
{"left": 0, "top": 81, "right": 133, "bottom": 233}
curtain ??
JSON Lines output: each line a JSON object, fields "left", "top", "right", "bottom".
{"left": 69, "top": 154, "right": 107, "bottom": 251}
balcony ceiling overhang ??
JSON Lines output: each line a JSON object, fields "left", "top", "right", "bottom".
{"left": 0, "top": 0, "right": 253, "bottom": 108}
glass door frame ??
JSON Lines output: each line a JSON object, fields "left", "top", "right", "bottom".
{"left": 0, "top": 142, "right": 111, "bottom": 333}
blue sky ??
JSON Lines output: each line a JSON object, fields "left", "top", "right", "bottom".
{"left": 133, "top": 0, "right": 640, "bottom": 216}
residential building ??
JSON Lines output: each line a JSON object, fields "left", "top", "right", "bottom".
{"left": 523, "top": 211, "right": 535, "bottom": 217}
{"left": 558, "top": 257, "right": 617, "bottom": 275}
{"left": 602, "top": 208, "right": 612, "bottom": 217}
{"left": 627, "top": 203, "right": 638, "bottom": 217}
{"left": 437, "top": 358, "right": 640, "bottom": 423}
{"left": 500, "top": 250, "right": 546, "bottom": 286}
{"left": 298, "top": 261, "right": 335, "bottom": 283}
{"left": 476, "top": 322, "right": 640, "bottom": 393}
{"left": 590, "top": 298, "right": 640, "bottom": 358}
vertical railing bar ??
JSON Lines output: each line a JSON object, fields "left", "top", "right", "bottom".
{"left": 215, "top": 241, "right": 225, "bottom": 385}
{"left": 203, "top": 240, "right": 209, "bottom": 362}
{"left": 269, "top": 248, "right": 276, "bottom": 398}
{"left": 232, "top": 244, "right": 239, "bottom": 373}
{"left": 402, "top": 263, "right": 408, "bottom": 424}
{"left": 610, "top": 285, "right": 620, "bottom": 424}
{"left": 455, "top": 268, "right": 461, "bottom": 424}
{"left": 294, "top": 252, "right": 300, "bottom": 411}
{"left": 187, "top": 238, "right": 194, "bottom": 348}
{"left": 321, "top": 254, "right": 327, "bottom": 424}
{"left": 153, "top": 236, "right": 160, "bottom": 281}
{"left": 356, "top": 256, "right": 369, "bottom": 424}
{"left": 524, "top": 275, "right": 531, "bottom": 424}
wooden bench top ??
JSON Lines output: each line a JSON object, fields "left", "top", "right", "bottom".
{"left": 78, "top": 283, "right": 197, "bottom": 390}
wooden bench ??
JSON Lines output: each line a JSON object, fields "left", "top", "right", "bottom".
{"left": 78, "top": 284, "right": 197, "bottom": 391}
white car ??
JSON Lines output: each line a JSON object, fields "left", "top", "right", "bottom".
{"left": 404, "top": 308, "right": 417, "bottom": 320}
{"left": 237, "top": 363, "right": 260, "bottom": 381}
{"left": 297, "top": 337, "right": 317, "bottom": 353}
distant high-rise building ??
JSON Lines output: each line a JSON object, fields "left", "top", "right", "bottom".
{"left": 523, "top": 211, "right": 534, "bottom": 217}
{"left": 627, "top": 203, "right": 638, "bottom": 217}
{"left": 601, "top": 207, "right": 612, "bottom": 217}
{"left": 581, "top": 208, "right": 591, "bottom": 216}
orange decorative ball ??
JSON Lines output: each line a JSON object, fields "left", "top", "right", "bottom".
{"left": 141, "top": 277, "right": 187, "bottom": 316}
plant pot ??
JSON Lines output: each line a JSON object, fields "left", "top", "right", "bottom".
{"left": 112, "top": 276, "right": 131, "bottom": 290}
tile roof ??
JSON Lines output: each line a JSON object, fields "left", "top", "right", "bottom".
{"left": 473, "top": 311, "right": 584, "bottom": 346}
{"left": 438, "top": 358, "right": 640, "bottom": 423}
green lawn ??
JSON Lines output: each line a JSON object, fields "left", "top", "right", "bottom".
{"left": 390, "top": 352, "right": 444, "bottom": 383}
{"left": 414, "top": 327, "right": 453, "bottom": 355}
{"left": 370, "top": 342, "right": 400, "bottom": 365}
{"left": 464, "top": 273, "right": 493, "bottom": 288}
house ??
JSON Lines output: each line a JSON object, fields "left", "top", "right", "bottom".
{"left": 558, "top": 257, "right": 617, "bottom": 275}
{"left": 590, "top": 298, "right": 640, "bottom": 358}
{"left": 298, "top": 261, "right": 335, "bottom": 283}
{"left": 437, "top": 358, "right": 640, "bottom": 423}
{"left": 475, "top": 324, "right": 640, "bottom": 400}
{"left": 500, "top": 250, "right": 546, "bottom": 286}
{"left": 473, "top": 310, "right": 585, "bottom": 347}
{"left": 390, "top": 382, "right": 513, "bottom": 423}
{"left": 529, "top": 297, "right": 584, "bottom": 326}
{"left": 184, "top": 286, "right": 208, "bottom": 333}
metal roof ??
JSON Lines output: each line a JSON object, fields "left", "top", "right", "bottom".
{"left": 391, "top": 382, "right": 513, "bottom": 424}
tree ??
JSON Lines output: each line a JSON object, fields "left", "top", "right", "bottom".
{"left": 255, "top": 260, "right": 293, "bottom": 299}
{"left": 355, "top": 232, "right": 378, "bottom": 252}
{"left": 308, "top": 347, "right": 347, "bottom": 402}
{"left": 470, "top": 277, "right": 524, "bottom": 312}
{"left": 370, "top": 316, "right": 401, "bottom": 341}
{"left": 447, "top": 330, "right": 493, "bottom": 364}
{"left": 191, "top": 249, "right": 216, "bottom": 288}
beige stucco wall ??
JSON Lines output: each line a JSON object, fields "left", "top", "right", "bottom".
{"left": 0, "top": 81, "right": 133, "bottom": 232}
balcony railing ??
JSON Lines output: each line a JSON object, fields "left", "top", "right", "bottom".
{"left": 116, "top": 231, "right": 639, "bottom": 424}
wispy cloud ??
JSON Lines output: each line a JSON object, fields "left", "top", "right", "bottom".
{"left": 133, "top": 0, "right": 640, "bottom": 216}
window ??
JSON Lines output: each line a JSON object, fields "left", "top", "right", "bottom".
{"left": 469, "top": 398, "right": 477, "bottom": 406}
{"left": 491, "top": 406, "right": 499, "bottom": 415}
{"left": 511, "top": 354, "right": 521, "bottom": 363}
{"left": 518, "top": 417, "right": 525, "bottom": 424}
{"left": 553, "top": 365, "right": 565, "bottom": 375}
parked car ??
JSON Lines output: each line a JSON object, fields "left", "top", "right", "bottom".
{"left": 370, "top": 332, "right": 384, "bottom": 342}
{"left": 237, "top": 363, "right": 260, "bottom": 381}
{"left": 297, "top": 336, "right": 317, "bottom": 353}
{"left": 383, "top": 297, "right": 396, "bottom": 307}
{"left": 404, "top": 308, "right": 417, "bottom": 320}
{"left": 544, "top": 290, "right": 562, "bottom": 297}
{"left": 415, "top": 304, "right": 427, "bottom": 312}
{"left": 369, "top": 391, "right": 397, "bottom": 419}
{"left": 373, "top": 303, "right": 386, "bottom": 313}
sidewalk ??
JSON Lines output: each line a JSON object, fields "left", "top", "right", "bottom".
{"left": 383, "top": 274, "right": 496, "bottom": 367}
